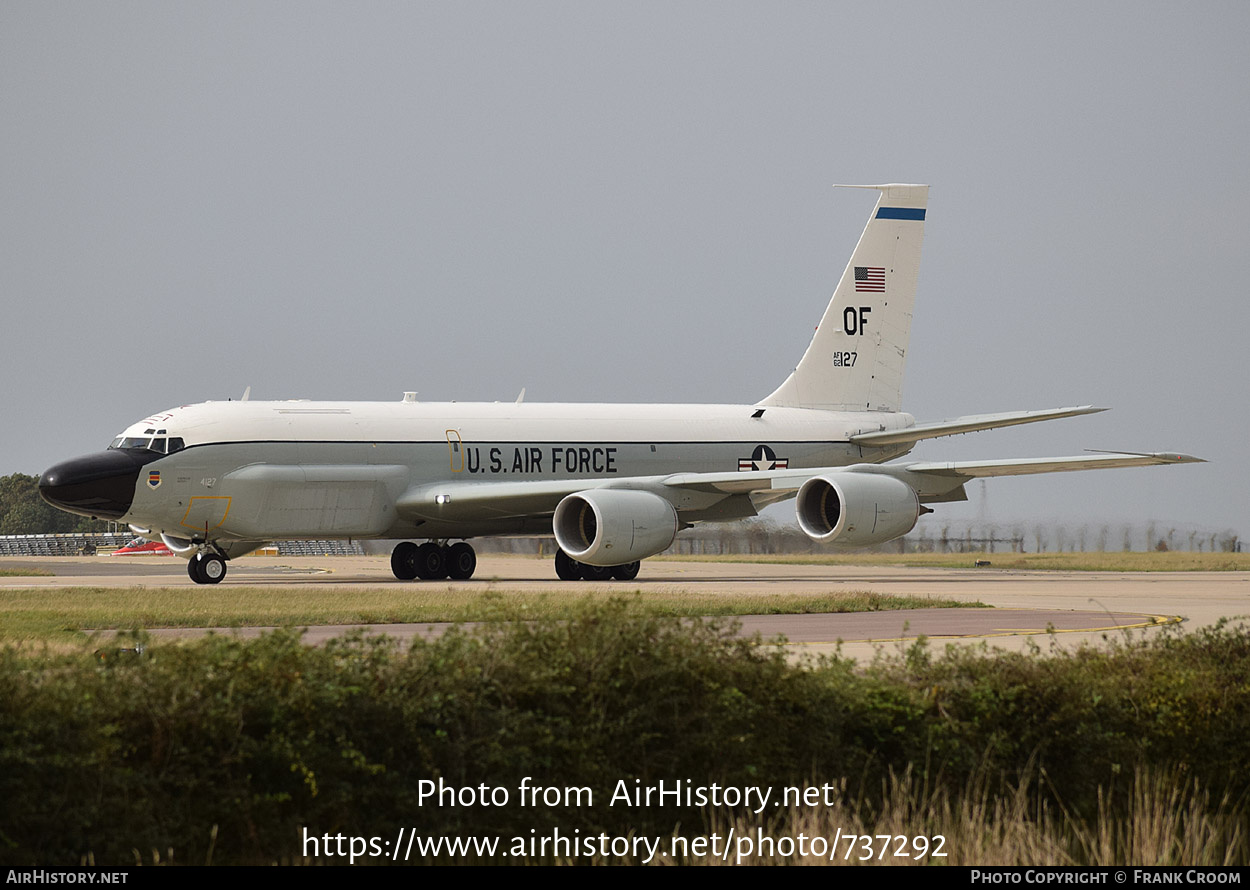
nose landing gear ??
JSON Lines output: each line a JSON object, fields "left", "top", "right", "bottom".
{"left": 187, "top": 550, "right": 227, "bottom": 584}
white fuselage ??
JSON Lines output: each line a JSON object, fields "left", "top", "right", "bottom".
{"left": 114, "top": 399, "right": 915, "bottom": 546}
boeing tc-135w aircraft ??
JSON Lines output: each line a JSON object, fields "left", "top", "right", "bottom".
{"left": 39, "top": 184, "right": 1201, "bottom": 584}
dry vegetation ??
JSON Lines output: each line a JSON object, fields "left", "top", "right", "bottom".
{"left": 662, "top": 771, "right": 1245, "bottom": 865}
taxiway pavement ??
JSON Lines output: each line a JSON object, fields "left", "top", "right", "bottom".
{"left": 3, "top": 555, "right": 1246, "bottom": 661}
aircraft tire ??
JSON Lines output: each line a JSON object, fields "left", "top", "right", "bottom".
{"left": 610, "top": 561, "right": 641, "bottom": 581}
{"left": 415, "top": 542, "right": 447, "bottom": 580}
{"left": 197, "top": 553, "right": 227, "bottom": 585}
{"left": 446, "top": 542, "right": 476, "bottom": 580}
{"left": 391, "top": 542, "right": 419, "bottom": 581}
{"left": 554, "top": 549, "right": 582, "bottom": 581}
{"left": 582, "top": 564, "right": 614, "bottom": 581}
{"left": 187, "top": 556, "right": 204, "bottom": 583}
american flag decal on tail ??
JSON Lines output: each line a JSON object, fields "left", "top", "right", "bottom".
{"left": 854, "top": 266, "right": 885, "bottom": 292}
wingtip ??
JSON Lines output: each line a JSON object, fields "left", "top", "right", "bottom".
{"left": 1085, "top": 449, "right": 1206, "bottom": 464}
{"left": 1159, "top": 452, "right": 1206, "bottom": 464}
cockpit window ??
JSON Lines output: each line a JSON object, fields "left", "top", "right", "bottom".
{"left": 109, "top": 436, "right": 185, "bottom": 454}
{"left": 117, "top": 437, "right": 155, "bottom": 450}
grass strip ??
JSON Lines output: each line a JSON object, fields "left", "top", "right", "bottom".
{"left": 0, "top": 585, "right": 982, "bottom": 644}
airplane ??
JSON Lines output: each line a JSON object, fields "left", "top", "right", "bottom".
{"left": 38, "top": 183, "right": 1202, "bottom": 584}
{"left": 112, "top": 537, "right": 174, "bottom": 556}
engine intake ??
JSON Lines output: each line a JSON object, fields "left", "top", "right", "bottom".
{"left": 553, "top": 489, "right": 679, "bottom": 566}
{"left": 796, "top": 473, "right": 920, "bottom": 546}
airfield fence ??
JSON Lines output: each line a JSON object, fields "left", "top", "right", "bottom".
{"left": 459, "top": 520, "right": 1240, "bottom": 556}
{"left": 0, "top": 534, "right": 364, "bottom": 557}
{"left": 4, "top": 523, "right": 1239, "bottom": 558}
{"left": 272, "top": 539, "right": 364, "bottom": 556}
{"left": 0, "top": 532, "right": 133, "bottom": 556}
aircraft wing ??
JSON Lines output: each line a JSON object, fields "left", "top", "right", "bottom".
{"left": 397, "top": 451, "right": 1204, "bottom": 523}
{"left": 659, "top": 451, "right": 1205, "bottom": 504}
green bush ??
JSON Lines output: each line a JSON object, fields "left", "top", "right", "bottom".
{"left": 1, "top": 604, "right": 1247, "bottom": 864}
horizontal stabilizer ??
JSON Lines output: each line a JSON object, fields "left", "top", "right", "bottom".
{"left": 850, "top": 406, "right": 1106, "bottom": 447}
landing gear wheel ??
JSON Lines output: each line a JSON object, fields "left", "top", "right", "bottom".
{"left": 446, "top": 542, "right": 477, "bottom": 580}
{"left": 582, "top": 564, "right": 614, "bottom": 582}
{"left": 191, "top": 552, "right": 226, "bottom": 585}
{"left": 555, "top": 549, "right": 582, "bottom": 581}
{"left": 391, "top": 542, "right": 418, "bottom": 581}
{"left": 611, "top": 561, "right": 641, "bottom": 581}
{"left": 415, "top": 542, "right": 447, "bottom": 580}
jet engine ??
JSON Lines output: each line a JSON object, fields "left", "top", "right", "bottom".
{"left": 795, "top": 472, "right": 920, "bottom": 546}
{"left": 553, "top": 489, "right": 679, "bottom": 566}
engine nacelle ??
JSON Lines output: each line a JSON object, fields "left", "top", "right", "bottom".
{"left": 553, "top": 489, "right": 679, "bottom": 566}
{"left": 795, "top": 472, "right": 920, "bottom": 546}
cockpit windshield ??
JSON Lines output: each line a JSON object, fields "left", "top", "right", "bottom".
{"left": 108, "top": 434, "right": 185, "bottom": 454}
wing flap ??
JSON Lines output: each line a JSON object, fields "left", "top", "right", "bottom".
{"left": 660, "top": 467, "right": 817, "bottom": 494}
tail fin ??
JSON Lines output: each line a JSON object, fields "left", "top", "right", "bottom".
{"left": 760, "top": 183, "right": 928, "bottom": 412}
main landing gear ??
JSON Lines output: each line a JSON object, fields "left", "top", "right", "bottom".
{"left": 555, "top": 549, "right": 640, "bottom": 581}
{"left": 387, "top": 542, "right": 640, "bottom": 582}
{"left": 391, "top": 541, "right": 477, "bottom": 581}
{"left": 187, "top": 550, "right": 227, "bottom": 585}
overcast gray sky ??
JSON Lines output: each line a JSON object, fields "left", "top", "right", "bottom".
{"left": 2, "top": 2, "right": 1246, "bottom": 538}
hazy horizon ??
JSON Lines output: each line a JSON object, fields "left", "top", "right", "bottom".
{"left": 3, "top": 3, "right": 1246, "bottom": 537}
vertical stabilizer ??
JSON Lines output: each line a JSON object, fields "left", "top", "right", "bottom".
{"left": 760, "top": 183, "right": 927, "bottom": 411}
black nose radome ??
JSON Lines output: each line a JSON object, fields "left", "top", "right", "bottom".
{"left": 39, "top": 450, "right": 162, "bottom": 520}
